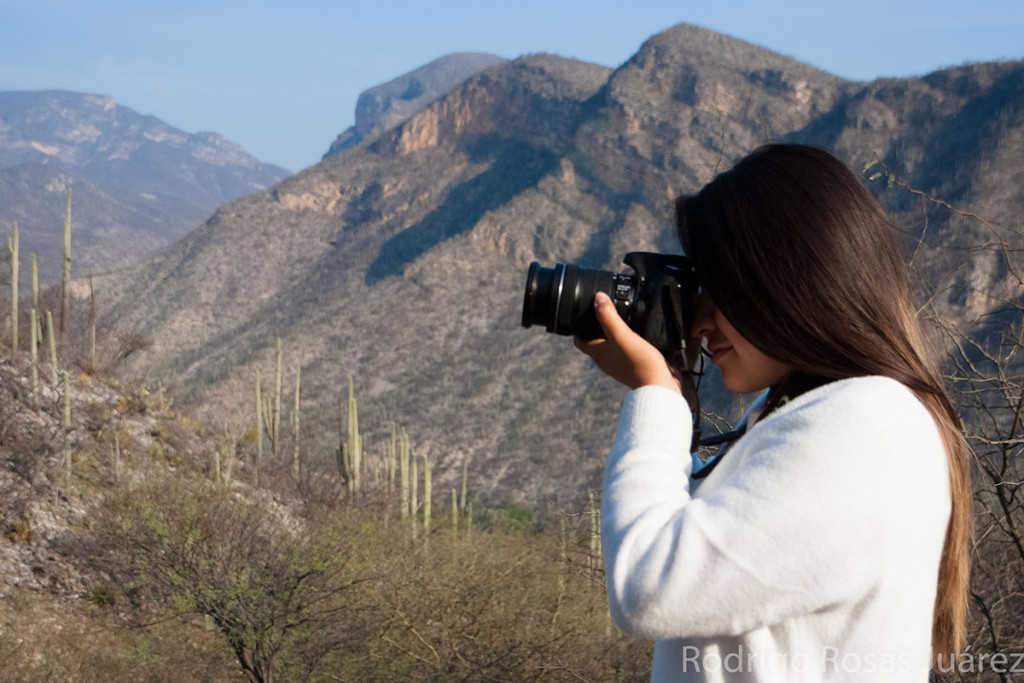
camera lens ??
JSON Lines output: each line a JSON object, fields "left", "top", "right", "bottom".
{"left": 522, "top": 262, "right": 558, "bottom": 330}
{"left": 522, "top": 262, "right": 629, "bottom": 340}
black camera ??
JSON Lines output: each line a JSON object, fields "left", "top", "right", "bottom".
{"left": 521, "top": 252, "right": 700, "bottom": 355}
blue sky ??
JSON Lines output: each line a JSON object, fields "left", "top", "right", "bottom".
{"left": 2, "top": 0, "right": 1022, "bottom": 172}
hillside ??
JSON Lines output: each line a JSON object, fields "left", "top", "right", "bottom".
{"left": 96, "top": 24, "right": 1024, "bottom": 510}
{"left": 0, "top": 90, "right": 289, "bottom": 282}
{"left": 0, "top": 341, "right": 646, "bottom": 681}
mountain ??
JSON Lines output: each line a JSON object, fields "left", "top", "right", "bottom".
{"left": 0, "top": 90, "right": 289, "bottom": 282}
{"left": 98, "top": 24, "right": 1024, "bottom": 508}
{"left": 323, "top": 52, "right": 508, "bottom": 158}
{"left": 323, "top": 52, "right": 507, "bottom": 158}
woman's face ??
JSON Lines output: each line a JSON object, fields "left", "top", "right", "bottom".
{"left": 691, "top": 292, "right": 793, "bottom": 394}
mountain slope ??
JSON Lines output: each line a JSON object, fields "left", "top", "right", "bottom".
{"left": 98, "top": 25, "right": 1024, "bottom": 507}
{"left": 0, "top": 90, "right": 289, "bottom": 281}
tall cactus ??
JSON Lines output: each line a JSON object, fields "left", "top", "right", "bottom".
{"left": 387, "top": 424, "right": 397, "bottom": 492}
{"left": 346, "top": 377, "right": 361, "bottom": 494}
{"left": 88, "top": 274, "right": 96, "bottom": 371}
{"left": 411, "top": 448, "right": 418, "bottom": 523}
{"left": 399, "top": 427, "right": 410, "bottom": 520}
{"left": 46, "top": 311, "right": 58, "bottom": 386}
{"left": 30, "top": 309, "right": 38, "bottom": 403}
{"left": 254, "top": 370, "right": 263, "bottom": 484}
{"left": 460, "top": 455, "right": 471, "bottom": 516}
{"left": 30, "top": 254, "right": 37, "bottom": 319}
{"left": 261, "top": 392, "right": 275, "bottom": 453}
{"left": 8, "top": 221, "right": 18, "bottom": 356}
{"left": 336, "top": 397, "right": 348, "bottom": 484}
{"left": 212, "top": 447, "right": 222, "bottom": 485}
{"left": 290, "top": 364, "right": 301, "bottom": 481}
{"left": 30, "top": 254, "right": 40, "bottom": 350}
{"left": 257, "top": 342, "right": 282, "bottom": 458}
{"left": 423, "top": 453, "right": 432, "bottom": 534}
{"left": 222, "top": 444, "right": 234, "bottom": 486}
{"left": 273, "top": 338, "right": 282, "bottom": 458}
{"left": 451, "top": 489, "right": 458, "bottom": 532}
{"left": 60, "top": 188, "right": 71, "bottom": 338}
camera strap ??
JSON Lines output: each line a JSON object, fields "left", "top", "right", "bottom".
{"left": 692, "top": 372, "right": 833, "bottom": 479}
{"left": 659, "top": 283, "right": 703, "bottom": 451}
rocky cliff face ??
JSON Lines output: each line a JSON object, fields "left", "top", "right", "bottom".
{"left": 323, "top": 53, "right": 508, "bottom": 158}
{"left": 99, "top": 25, "right": 1024, "bottom": 508}
{"left": 0, "top": 90, "right": 289, "bottom": 282}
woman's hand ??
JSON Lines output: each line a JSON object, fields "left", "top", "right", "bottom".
{"left": 574, "top": 292, "right": 682, "bottom": 393}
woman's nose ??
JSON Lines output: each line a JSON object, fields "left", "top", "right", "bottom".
{"left": 691, "top": 291, "right": 718, "bottom": 339}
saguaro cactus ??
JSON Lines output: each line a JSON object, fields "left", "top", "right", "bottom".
{"left": 30, "top": 309, "right": 38, "bottom": 402}
{"left": 460, "top": 455, "right": 471, "bottom": 516}
{"left": 273, "top": 338, "right": 282, "bottom": 458}
{"left": 344, "top": 377, "right": 362, "bottom": 494}
{"left": 290, "top": 364, "right": 301, "bottom": 481}
{"left": 8, "top": 221, "right": 18, "bottom": 356}
{"left": 261, "top": 392, "right": 275, "bottom": 456}
{"left": 61, "top": 189, "right": 71, "bottom": 338}
{"left": 213, "top": 448, "right": 222, "bottom": 485}
{"left": 31, "top": 254, "right": 40, "bottom": 349}
{"left": 30, "top": 254, "right": 37, "bottom": 315}
{"left": 257, "top": 342, "right": 282, "bottom": 458}
{"left": 423, "top": 453, "right": 432, "bottom": 534}
{"left": 399, "top": 427, "right": 410, "bottom": 520}
{"left": 46, "top": 311, "right": 58, "bottom": 386}
{"left": 451, "top": 489, "right": 458, "bottom": 532}
{"left": 255, "top": 370, "right": 263, "bottom": 465}
{"left": 335, "top": 399, "right": 348, "bottom": 484}
{"left": 387, "top": 424, "right": 397, "bottom": 491}
{"left": 88, "top": 274, "right": 96, "bottom": 371}
{"left": 411, "top": 449, "right": 418, "bottom": 522}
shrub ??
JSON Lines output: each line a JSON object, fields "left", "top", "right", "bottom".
{"left": 93, "top": 477, "right": 378, "bottom": 682}
{"left": 4, "top": 516, "right": 32, "bottom": 544}
{"left": 85, "top": 584, "right": 114, "bottom": 608}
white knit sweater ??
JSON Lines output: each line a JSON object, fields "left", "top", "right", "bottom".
{"left": 601, "top": 377, "right": 950, "bottom": 682}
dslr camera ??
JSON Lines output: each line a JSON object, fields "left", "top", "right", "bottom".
{"left": 521, "top": 252, "right": 700, "bottom": 357}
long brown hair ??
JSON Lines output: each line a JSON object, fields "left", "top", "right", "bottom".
{"left": 675, "top": 144, "right": 971, "bottom": 663}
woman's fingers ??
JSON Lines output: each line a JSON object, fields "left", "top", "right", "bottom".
{"left": 593, "top": 292, "right": 634, "bottom": 342}
{"left": 577, "top": 293, "right": 681, "bottom": 393}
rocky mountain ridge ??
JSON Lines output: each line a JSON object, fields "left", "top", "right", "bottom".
{"left": 98, "top": 24, "right": 1024, "bottom": 507}
{"left": 0, "top": 90, "right": 289, "bottom": 282}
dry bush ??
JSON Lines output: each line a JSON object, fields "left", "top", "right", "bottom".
{"left": 884, "top": 178, "right": 1024, "bottom": 681}
{"left": 91, "top": 475, "right": 381, "bottom": 683}
{"left": 326, "top": 510, "right": 652, "bottom": 682}
{"left": 83, "top": 457, "right": 654, "bottom": 682}
{"left": 938, "top": 318, "right": 1024, "bottom": 682}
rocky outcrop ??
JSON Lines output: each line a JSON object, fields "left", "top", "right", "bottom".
{"left": 323, "top": 53, "right": 507, "bottom": 157}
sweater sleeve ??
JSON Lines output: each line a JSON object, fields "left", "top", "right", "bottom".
{"left": 601, "top": 379, "right": 950, "bottom": 640}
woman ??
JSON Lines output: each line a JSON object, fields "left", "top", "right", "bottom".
{"left": 576, "top": 144, "right": 971, "bottom": 681}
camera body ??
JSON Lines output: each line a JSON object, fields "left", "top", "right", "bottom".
{"left": 521, "top": 252, "right": 699, "bottom": 354}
